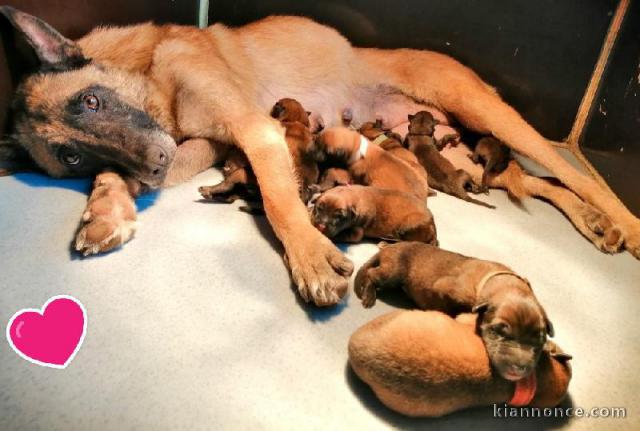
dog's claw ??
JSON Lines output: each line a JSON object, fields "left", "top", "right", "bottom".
{"left": 287, "top": 231, "right": 352, "bottom": 307}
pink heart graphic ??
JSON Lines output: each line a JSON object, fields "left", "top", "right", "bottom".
{"left": 6, "top": 295, "right": 87, "bottom": 369}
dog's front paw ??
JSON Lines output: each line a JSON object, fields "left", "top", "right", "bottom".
{"left": 285, "top": 230, "right": 354, "bottom": 306}
{"left": 75, "top": 173, "right": 137, "bottom": 256}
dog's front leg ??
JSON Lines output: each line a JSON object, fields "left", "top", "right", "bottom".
{"left": 232, "top": 114, "right": 354, "bottom": 306}
{"left": 75, "top": 171, "right": 137, "bottom": 256}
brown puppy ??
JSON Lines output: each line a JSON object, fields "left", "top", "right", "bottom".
{"left": 315, "top": 127, "right": 429, "bottom": 200}
{"left": 200, "top": 98, "right": 319, "bottom": 203}
{"left": 309, "top": 186, "right": 437, "bottom": 244}
{"left": 355, "top": 241, "right": 553, "bottom": 381}
{"left": 348, "top": 310, "right": 572, "bottom": 417}
{"left": 471, "top": 136, "right": 512, "bottom": 192}
{"left": 359, "top": 120, "right": 423, "bottom": 170}
{"left": 406, "top": 112, "right": 494, "bottom": 208}
{"left": 313, "top": 167, "right": 353, "bottom": 193}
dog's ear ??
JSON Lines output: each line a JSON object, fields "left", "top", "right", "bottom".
{"left": 0, "top": 136, "right": 33, "bottom": 175}
{"left": 0, "top": 6, "right": 89, "bottom": 71}
{"left": 472, "top": 302, "right": 489, "bottom": 314}
{"left": 407, "top": 114, "right": 415, "bottom": 122}
{"left": 306, "top": 111, "right": 312, "bottom": 116}
{"left": 550, "top": 351, "right": 573, "bottom": 362}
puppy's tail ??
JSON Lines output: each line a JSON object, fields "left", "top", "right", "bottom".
{"left": 500, "top": 160, "right": 529, "bottom": 200}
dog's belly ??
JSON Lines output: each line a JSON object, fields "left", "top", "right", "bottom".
{"left": 259, "top": 84, "right": 450, "bottom": 130}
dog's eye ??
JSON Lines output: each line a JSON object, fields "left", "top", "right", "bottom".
{"left": 82, "top": 94, "right": 100, "bottom": 112}
{"left": 491, "top": 323, "right": 510, "bottom": 336}
{"left": 58, "top": 147, "right": 82, "bottom": 166}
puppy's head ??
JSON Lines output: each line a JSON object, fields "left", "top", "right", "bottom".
{"left": 407, "top": 111, "right": 438, "bottom": 136}
{"left": 270, "top": 98, "right": 310, "bottom": 126}
{"left": 309, "top": 187, "right": 356, "bottom": 237}
{"left": 474, "top": 293, "right": 553, "bottom": 381}
{"left": 359, "top": 121, "right": 386, "bottom": 140}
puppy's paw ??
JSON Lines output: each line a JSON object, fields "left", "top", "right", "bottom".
{"left": 354, "top": 273, "right": 377, "bottom": 308}
{"left": 75, "top": 173, "right": 137, "bottom": 256}
{"left": 285, "top": 230, "right": 353, "bottom": 306}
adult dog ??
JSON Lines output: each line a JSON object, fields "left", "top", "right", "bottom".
{"left": 0, "top": 7, "right": 637, "bottom": 307}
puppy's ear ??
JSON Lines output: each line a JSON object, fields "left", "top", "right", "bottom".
{"left": 550, "top": 351, "right": 573, "bottom": 362}
{"left": 270, "top": 103, "right": 285, "bottom": 120}
{"left": 407, "top": 114, "right": 415, "bottom": 122}
{"left": 306, "top": 111, "right": 312, "bottom": 116}
{"left": 0, "top": 136, "right": 33, "bottom": 175}
{"left": 472, "top": 302, "right": 489, "bottom": 314}
{"left": 0, "top": 6, "right": 89, "bottom": 71}
{"left": 545, "top": 317, "right": 555, "bottom": 337}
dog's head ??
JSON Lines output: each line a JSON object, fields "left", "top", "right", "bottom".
{"left": 0, "top": 7, "right": 176, "bottom": 188}
{"left": 474, "top": 292, "right": 554, "bottom": 382}
{"left": 270, "top": 98, "right": 311, "bottom": 127}
{"left": 407, "top": 111, "right": 438, "bottom": 136}
{"left": 309, "top": 186, "right": 356, "bottom": 237}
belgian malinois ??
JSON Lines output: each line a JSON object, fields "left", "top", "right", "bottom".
{"left": 0, "top": 7, "right": 635, "bottom": 307}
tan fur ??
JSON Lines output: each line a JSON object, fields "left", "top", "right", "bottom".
{"left": 4, "top": 10, "right": 639, "bottom": 308}
{"left": 348, "top": 310, "right": 572, "bottom": 417}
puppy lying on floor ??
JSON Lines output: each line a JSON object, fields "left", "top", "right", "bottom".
{"left": 315, "top": 127, "right": 429, "bottom": 200}
{"left": 406, "top": 111, "right": 494, "bottom": 208}
{"left": 354, "top": 241, "right": 553, "bottom": 382}
{"left": 309, "top": 185, "right": 437, "bottom": 244}
{"left": 199, "top": 98, "right": 319, "bottom": 204}
{"left": 348, "top": 310, "right": 572, "bottom": 417}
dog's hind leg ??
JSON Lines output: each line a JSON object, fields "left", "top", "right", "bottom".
{"left": 443, "top": 144, "right": 624, "bottom": 253}
{"left": 359, "top": 48, "right": 640, "bottom": 258}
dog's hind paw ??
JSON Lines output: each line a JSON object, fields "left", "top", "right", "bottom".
{"left": 285, "top": 230, "right": 353, "bottom": 306}
{"left": 624, "top": 233, "right": 640, "bottom": 260}
{"left": 581, "top": 205, "right": 624, "bottom": 254}
{"left": 74, "top": 172, "right": 137, "bottom": 256}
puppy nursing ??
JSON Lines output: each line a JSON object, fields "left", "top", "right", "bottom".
{"left": 348, "top": 311, "right": 572, "bottom": 417}
{"left": 355, "top": 241, "right": 553, "bottom": 382}
{"left": 309, "top": 185, "right": 437, "bottom": 244}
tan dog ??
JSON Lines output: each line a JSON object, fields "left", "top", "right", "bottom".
{"left": 355, "top": 241, "right": 553, "bottom": 381}
{"left": 348, "top": 310, "right": 572, "bottom": 417}
{"left": 316, "top": 127, "right": 429, "bottom": 200}
{"left": 309, "top": 186, "right": 437, "bottom": 244}
{"left": 313, "top": 167, "right": 353, "bottom": 193}
{"left": 470, "top": 136, "right": 512, "bottom": 192}
{"left": 1, "top": 8, "right": 637, "bottom": 308}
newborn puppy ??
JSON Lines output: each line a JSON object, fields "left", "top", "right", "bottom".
{"left": 315, "top": 127, "right": 429, "bottom": 200}
{"left": 470, "top": 136, "right": 512, "bottom": 192}
{"left": 199, "top": 147, "right": 260, "bottom": 203}
{"left": 359, "top": 120, "right": 423, "bottom": 170}
{"left": 406, "top": 112, "right": 494, "bottom": 208}
{"left": 270, "top": 98, "right": 320, "bottom": 202}
{"left": 348, "top": 310, "right": 572, "bottom": 417}
{"left": 355, "top": 241, "right": 553, "bottom": 381}
{"left": 200, "top": 98, "right": 319, "bottom": 204}
{"left": 313, "top": 167, "right": 353, "bottom": 193}
{"left": 309, "top": 185, "right": 437, "bottom": 244}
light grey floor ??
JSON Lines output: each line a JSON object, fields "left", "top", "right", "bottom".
{"left": 1, "top": 168, "right": 638, "bottom": 430}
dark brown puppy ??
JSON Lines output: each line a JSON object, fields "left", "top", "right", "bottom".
{"left": 312, "top": 167, "right": 353, "bottom": 194}
{"left": 348, "top": 310, "right": 572, "bottom": 417}
{"left": 406, "top": 111, "right": 494, "bottom": 208}
{"left": 309, "top": 185, "right": 437, "bottom": 244}
{"left": 200, "top": 98, "right": 319, "bottom": 203}
{"left": 315, "top": 127, "right": 429, "bottom": 200}
{"left": 271, "top": 98, "right": 321, "bottom": 202}
{"left": 355, "top": 241, "right": 553, "bottom": 381}
{"left": 470, "top": 136, "right": 512, "bottom": 192}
